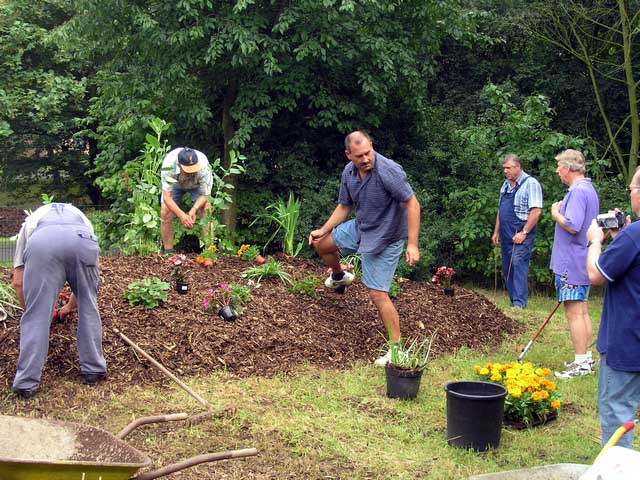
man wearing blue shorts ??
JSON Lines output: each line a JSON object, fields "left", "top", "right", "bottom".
{"left": 309, "top": 131, "right": 421, "bottom": 366}
{"left": 550, "top": 149, "right": 599, "bottom": 379}
{"left": 160, "top": 147, "right": 213, "bottom": 253}
{"left": 586, "top": 166, "right": 640, "bottom": 448}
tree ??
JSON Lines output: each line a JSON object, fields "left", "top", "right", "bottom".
{"left": 63, "top": 0, "right": 471, "bottom": 232}
{"left": 0, "top": 0, "right": 93, "bottom": 201}
{"left": 532, "top": 0, "right": 640, "bottom": 182}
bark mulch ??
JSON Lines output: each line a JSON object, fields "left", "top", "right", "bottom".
{"left": 0, "top": 254, "right": 521, "bottom": 389}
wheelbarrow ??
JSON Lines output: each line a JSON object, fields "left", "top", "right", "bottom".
{"left": 0, "top": 413, "right": 257, "bottom": 480}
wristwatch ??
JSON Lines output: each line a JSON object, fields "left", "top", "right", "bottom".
{"left": 521, "top": 229, "right": 528, "bottom": 235}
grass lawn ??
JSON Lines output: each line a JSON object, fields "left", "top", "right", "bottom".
{"left": 0, "top": 288, "right": 629, "bottom": 479}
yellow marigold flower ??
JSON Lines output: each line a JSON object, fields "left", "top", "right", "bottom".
{"left": 545, "top": 381, "right": 556, "bottom": 392}
{"left": 473, "top": 365, "right": 481, "bottom": 373}
{"left": 541, "top": 368, "right": 551, "bottom": 376}
{"left": 491, "top": 373, "right": 502, "bottom": 382}
{"left": 479, "top": 367, "right": 489, "bottom": 376}
{"left": 208, "top": 245, "right": 217, "bottom": 252}
{"left": 535, "top": 368, "right": 544, "bottom": 376}
{"left": 506, "top": 369, "right": 517, "bottom": 379}
{"left": 551, "top": 399, "right": 561, "bottom": 410}
{"left": 196, "top": 256, "right": 204, "bottom": 264}
{"left": 509, "top": 387, "right": 522, "bottom": 399}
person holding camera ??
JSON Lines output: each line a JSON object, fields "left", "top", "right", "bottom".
{"left": 491, "top": 154, "right": 543, "bottom": 308}
{"left": 586, "top": 166, "right": 640, "bottom": 448}
{"left": 160, "top": 147, "right": 213, "bottom": 253}
{"left": 550, "top": 149, "right": 600, "bottom": 379}
{"left": 309, "top": 131, "right": 421, "bottom": 366}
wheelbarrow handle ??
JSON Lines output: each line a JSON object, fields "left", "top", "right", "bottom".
{"left": 130, "top": 448, "right": 259, "bottom": 480}
{"left": 116, "top": 413, "right": 189, "bottom": 439}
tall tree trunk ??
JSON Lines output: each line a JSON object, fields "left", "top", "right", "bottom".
{"left": 221, "top": 79, "right": 238, "bottom": 234}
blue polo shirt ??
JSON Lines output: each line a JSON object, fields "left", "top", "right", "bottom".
{"left": 338, "top": 152, "right": 413, "bottom": 255}
{"left": 595, "top": 221, "right": 640, "bottom": 371}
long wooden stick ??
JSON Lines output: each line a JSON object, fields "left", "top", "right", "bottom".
{"left": 113, "top": 328, "right": 209, "bottom": 407}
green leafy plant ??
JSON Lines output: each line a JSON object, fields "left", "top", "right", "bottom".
{"left": 237, "top": 244, "right": 261, "bottom": 261}
{"left": 387, "top": 329, "right": 437, "bottom": 370}
{"left": 242, "top": 260, "right": 293, "bottom": 285}
{"left": 289, "top": 275, "right": 323, "bottom": 299}
{"left": 0, "top": 280, "right": 21, "bottom": 321}
{"left": 41, "top": 193, "right": 55, "bottom": 204}
{"left": 388, "top": 277, "right": 401, "bottom": 299}
{"left": 125, "top": 277, "right": 170, "bottom": 309}
{"left": 251, "top": 192, "right": 303, "bottom": 257}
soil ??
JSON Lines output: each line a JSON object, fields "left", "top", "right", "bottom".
{"left": 0, "top": 254, "right": 521, "bottom": 389}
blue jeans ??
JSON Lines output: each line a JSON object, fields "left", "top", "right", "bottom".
{"left": 500, "top": 233, "right": 535, "bottom": 307}
{"left": 332, "top": 219, "right": 404, "bottom": 292}
{"left": 598, "top": 353, "right": 640, "bottom": 448}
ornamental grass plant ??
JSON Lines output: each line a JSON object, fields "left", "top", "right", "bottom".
{"left": 474, "top": 361, "right": 561, "bottom": 425}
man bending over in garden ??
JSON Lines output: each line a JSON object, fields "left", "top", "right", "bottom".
{"left": 11, "top": 203, "right": 107, "bottom": 399}
{"left": 586, "top": 166, "right": 640, "bottom": 448}
{"left": 160, "top": 147, "right": 213, "bottom": 253}
{"left": 309, "top": 131, "right": 421, "bottom": 366}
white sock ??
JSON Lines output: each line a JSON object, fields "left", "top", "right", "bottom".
{"left": 575, "top": 354, "right": 589, "bottom": 365}
{"left": 587, "top": 351, "right": 593, "bottom": 361}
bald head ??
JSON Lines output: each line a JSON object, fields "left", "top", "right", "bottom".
{"left": 344, "top": 131, "right": 372, "bottom": 152}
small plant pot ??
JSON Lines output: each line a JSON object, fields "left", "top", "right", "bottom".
{"left": 218, "top": 305, "right": 237, "bottom": 322}
{"left": 254, "top": 255, "right": 266, "bottom": 265}
{"left": 203, "top": 258, "right": 215, "bottom": 268}
{"left": 385, "top": 364, "right": 423, "bottom": 400}
{"left": 443, "top": 287, "right": 455, "bottom": 297}
{"left": 175, "top": 282, "right": 189, "bottom": 294}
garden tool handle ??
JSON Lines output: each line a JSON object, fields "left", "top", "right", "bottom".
{"left": 116, "top": 412, "right": 189, "bottom": 439}
{"left": 130, "top": 448, "right": 259, "bottom": 480}
{"left": 595, "top": 419, "right": 638, "bottom": 462}
{"left": 516, "top": 301, "right": 562, "bottom": 362}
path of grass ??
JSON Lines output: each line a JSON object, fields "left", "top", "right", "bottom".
{"left": 0, "top": 289, "right": 628, "bottom": 479}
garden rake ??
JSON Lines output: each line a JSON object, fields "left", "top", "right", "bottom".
{"left": 516, "top": 301, "right": 562, "bottom": 362}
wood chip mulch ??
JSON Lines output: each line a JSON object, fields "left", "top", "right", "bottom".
{"left": 0, "top": 254, "right": 522, "bottom": 390}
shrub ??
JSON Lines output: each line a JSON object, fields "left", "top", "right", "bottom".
{"left": 289, "top": 275, "right": 323, "bottom": 299}
{"left": 125, "top": 278, "right": 170, "bottom": 309}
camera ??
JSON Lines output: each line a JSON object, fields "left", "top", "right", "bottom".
{"left": 596, "top": 211, "right": 625, "bottom": 229}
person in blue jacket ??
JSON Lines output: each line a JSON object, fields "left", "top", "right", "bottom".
{"left": 586, "top": 166, "right": 640, "bottom": 448}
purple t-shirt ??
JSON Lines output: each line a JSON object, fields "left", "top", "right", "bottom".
{"left": 550, "top": 178, "right": 600, "bottom": 285}
{"left": 338, "top": 152, "right": 413, "bottom": 255}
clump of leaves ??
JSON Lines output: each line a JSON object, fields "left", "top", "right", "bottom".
{"left": 289, "top": 275, "right": 323, "bottom": 299}
{"left": 389, "top": 277, "right": 401, "bottom": 299}
{"left": 242, "top": 260, "right": 293, "bottom": 285}
{"left": 125, "top": 277, "right": 170, "bottom": 309}
{"left": 230, "top": 283, "right": 252, "bottom": 315}
{"left": 0, "top": 280, "right": 21, "bottom": 321}
{"left": 387, "top": 328, "right": 437, "bottom": 370}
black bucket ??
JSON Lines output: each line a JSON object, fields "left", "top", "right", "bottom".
{"left": 445, "top": 381, "right": 507, "bottom": 451}
{"left": 386, "top": 366, "right": 423, "bottom": 400}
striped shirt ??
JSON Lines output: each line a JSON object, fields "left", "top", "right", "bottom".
{"left": 499, "top": 171, "right": 543, "bottom": 221}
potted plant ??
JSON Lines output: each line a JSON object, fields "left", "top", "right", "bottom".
{"left": 474, "top": 361, "right": 561, "bottom": 428}
{"left": 203, "top": 283, "right": 237, "bottom": 321}
{"left": 237, "top": 244, "right": 265, "bottom": 265}
{"left": 196, "top": 244, "right": 218, "bottom": 268}
{"left": 432, "top": 266, "right": 456, "bottom": 296}
{"left": 384, "top": 330, "right": 437, "bottom": 400}
{"left": 167, "top": 254, "right": 190, "bottom": 294}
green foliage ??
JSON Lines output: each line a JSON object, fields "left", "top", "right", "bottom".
{"left": 251, "top": 192, "right": 303, "bottom": 257}
{"left": 124, "top": 277, "right": 170, "bottom": 309}
{"left": 388, "top": 329, "right": 437, "bottom": 370}
{"left": 388, "top": 277, "right": 401, "bottom": 299}
{"left": 289, "top": 275, "right": 323, "bottom": 300}
{"left": 122, "top": 117, "right": 171, "bottom": 255}
{"left": 242, "top": 260, "right": 293, "bottom": 286}
{"left": 0, "top": 279, "right": 20, "bottom": 321}
{"left": 229, "top": 283, "right": 252, "bottom": 315}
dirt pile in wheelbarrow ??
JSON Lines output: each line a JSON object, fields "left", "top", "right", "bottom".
{"left": 0, "top": 254, "right": 522, "bottom": 389}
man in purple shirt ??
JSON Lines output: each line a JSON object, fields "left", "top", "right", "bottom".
{"left": 550, "top": 149, "right": 600, "bottom": 379}
{"left": 309, "top": 131, "right": 421, "bottom": 366}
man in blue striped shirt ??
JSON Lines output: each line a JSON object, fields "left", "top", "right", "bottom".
{"left": 491, "top": 154, "right": 543, "bottom": 308}
{"left": 309, "top": 131, "right": 421, "bottom": 366}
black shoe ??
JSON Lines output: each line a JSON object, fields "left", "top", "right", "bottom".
{"left": 82, "top": 373, "right": 107, "bottom": 386}
{"left": 12, "top": 387, "right": 38, "bottom": 399}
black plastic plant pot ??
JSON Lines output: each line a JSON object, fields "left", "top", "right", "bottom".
{"left": 444, "top": 381, "right": 507, "bottom": 451}
{"left": 385, "top": 364, "right": 423, "bottom": 400}
{"left": 443, "top": 288, "right": 455, "bottom": 297}
{"left": 175, "top": 282, "right": 189, "bottom": 294}
{"left": 218, "top": 305, "right": 237, "bottom": 322}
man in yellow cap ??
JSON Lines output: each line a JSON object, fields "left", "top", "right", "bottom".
{"left": 160, "top": 147, "right": 213, "bottom": 253}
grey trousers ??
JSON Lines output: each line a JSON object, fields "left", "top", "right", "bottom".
{"left": 12, "top": 210, "right": 107, "bottom": 390}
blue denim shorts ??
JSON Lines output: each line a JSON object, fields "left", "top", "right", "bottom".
{"left": 332, "top": 219, "right": 404, "bottom": 292}
{"left": 555, "top": 274, "right": 590, "bottom": 302}
{"left": 161, "top": 185, "right": 201, "bottom": 205}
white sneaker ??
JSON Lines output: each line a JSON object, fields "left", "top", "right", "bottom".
{"left": 554, "top": 362, "right": 593, "bottom": 379}
{"left": 324, "top": 271, "right": 355, "bottom": 289}
{"left": 374, "top": 349, "right": 391, "bottom": 367}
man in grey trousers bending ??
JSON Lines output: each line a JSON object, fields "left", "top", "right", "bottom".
{"left": 11, "top": 203, "right": 107, "bottom": 399}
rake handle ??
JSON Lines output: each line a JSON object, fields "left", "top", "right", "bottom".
{"left": 517, "top": 301, "right": 562, "bottom": 362}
